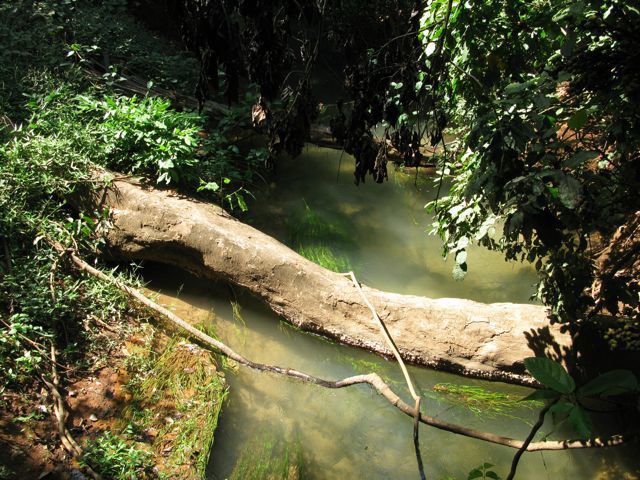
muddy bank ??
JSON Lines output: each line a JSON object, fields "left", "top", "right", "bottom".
{"left": 0, "top": 323, "right": 226, "bottom": 480}
{"left": 83, "top": 175, "right": 572, "bottom": 385}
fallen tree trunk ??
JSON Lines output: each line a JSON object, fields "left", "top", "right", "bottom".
{"left": 51, "top": 239, "right": 637, "bottom": 453}
{"left": 85, "top": 175, "right": 571, "bottom": 385}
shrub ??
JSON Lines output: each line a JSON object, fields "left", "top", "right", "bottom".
{"left": 81, "top": 431, "right": 155, "bottom": 480}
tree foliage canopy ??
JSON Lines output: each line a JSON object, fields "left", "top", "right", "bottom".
{"left": 135, "top": 0, "right": 639, "bottom": 349}
{"left": 417, "top": 0, "right": 640, "bottom": 347}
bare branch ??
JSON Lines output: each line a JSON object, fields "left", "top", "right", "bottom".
{"left": 42, "top": 344, "right": 103, "bottom": 480}
{"left": 344, "top": 271, "right": 425, "bottom": 479}
{"left": 507, "top": 399, "right": 557, "bottom": 480}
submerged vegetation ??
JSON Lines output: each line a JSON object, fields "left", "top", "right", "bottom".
{"left": 288, "top": 201, "right": 352, "bottom": 272}
{"left": 228, "top": 434, "right": 303, "bottom": 480}
{"left": 428, "top": 383, "right": 543, "bottom": 421}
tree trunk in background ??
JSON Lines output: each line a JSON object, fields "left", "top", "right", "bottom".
{"left": 84, "top": 175, "right": 572, "bottom": 385}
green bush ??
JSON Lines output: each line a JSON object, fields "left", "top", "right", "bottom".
{"left": 0, "top": 0, "right": 265, "bottom": 392}
{"left": 0, "top": 314, "right": 50, "bottom": 384}
{"left": 78, "top": 94, "right": 203, "bottom": 184}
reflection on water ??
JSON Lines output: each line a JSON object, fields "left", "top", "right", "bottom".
{"left": 142, "top": 146, "right": 638, "bottom": 479}
{"left": 246, "top": 145, "right": 537, "bottom": 303}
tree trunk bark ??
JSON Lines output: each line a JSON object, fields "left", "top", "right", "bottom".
{"left": 86, "top": 176, "right": 571, "bottom": 385}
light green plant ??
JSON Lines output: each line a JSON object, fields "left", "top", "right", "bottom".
{"left": 228, "top": 434, "right": 303, "bottom": 480}
{"left": 77, "top": 94, "right": 203, "bottom": 185}
{"left": 297, "top": 244, "right": 351, "bottom": 273}
{"left": 428, "top": 383, "right": 542, "bottom": 420}
{"left": 80, "top": 431, "right": 155, "bottom": 480}
{"left": 467, "top": 463, "right": 501, "bottom": 480}
{"left": 287, "top": 201, "right": 352, "bottom": 272}
{"left": 0, "top": 314, "right": 50, "bottom": 386}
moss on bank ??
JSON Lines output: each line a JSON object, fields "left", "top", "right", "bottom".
{"left": 121, "top": 324, "right": 228, "bottom": 479}
{"left": 133, "top": 340, "right": 227, "bottom": 478}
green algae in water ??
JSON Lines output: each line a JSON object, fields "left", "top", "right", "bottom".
{"left": 287, "top": 200, "right": 352, "bottom": 272}
{"left": 287, "top": 200, "right": 350, "bottom": 246}
{"left": 296, "top": 244, "right": 351, "bottom": 272}
{"left": 146, "top": 265, "right": 640, "bottom": 479}
{"left": 230, "top": 300, "right": 248, "bottom": 346}
{"left": 278, "top": 318, "right": 303, "bottom": 337}
{"left": 228, "top": 434, "right": 303, "bottom": 480}
{"left": 427, "top": 383, "right": 543, "bottom": 421}
{"left": 346, "top": 357, "right": 384, "bottom": 375}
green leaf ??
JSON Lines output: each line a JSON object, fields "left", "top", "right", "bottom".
{"left": 566, "top": 151, "right": 598, "bottom": 168}
{"left": 521, "top": 389, "right": 561, "bottom": 401}
{"left": 579, "top": 370, "right": 638, "bottom": 397}
{"left": 467, "top": 469, "right": 482, "bottom": 480}
{"left": 485, "top": 472, "right": 500, "bottom": 480}
{"left": 567, "top": 110, "right": 588, "bottom": 130}
{"left": 550, "top": 401, "right": 574, "bottom": 415}
{"left": 557, "top": 174, "right": 583, "bottom": 209}
{"left": 524, "top": 357, "right": 575, "bottom": 393}
{"left": 504, "top": 82, "right": 527, "bottom": 95}
{"left": 197, "top": 181, "right": 219, "bottom": 193}
{"left": 455, "top": 250, "right": 468, "bottom": 264}
{"left": 456, "top": 236, "right": 470, "bottom": 249}
{"left": 569, "top": 405, "right": 592, "bottom": 439}
{"left": 452, "top": 262, "right": 467, "bottom": 281}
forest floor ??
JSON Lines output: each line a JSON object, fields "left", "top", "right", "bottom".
{"left": 0, "top": 366, "right": 126, "bottom": 479}
{"left": 0, "top": 317, "right": 227, "bottom": 480}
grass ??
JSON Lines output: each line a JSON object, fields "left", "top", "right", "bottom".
{"left": 228, "top": 433, "right": 303, "bottom": 480}
{"left": 427, "top": 383, "right": 543, "bottom": 421}
{"left": 81, "top": 431, "right": 155, "bottom": 480}
{"left": 288, "top": 200, "right": 352, "bottom": 272}
{"left": 124, "top": 333, "right": 228, "bottom": 479}
{"left": 297, "top": 244, "right": 351, "bottom": 272}
{"left": 287, "top": 200, "right": 345, "bottom": 246}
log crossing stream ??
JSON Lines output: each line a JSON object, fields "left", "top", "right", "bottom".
{"left": 144, "top": 146, "right": 639, "bottom": 479}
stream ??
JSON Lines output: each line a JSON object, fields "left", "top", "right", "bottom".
{"left": 144, "top": 146, "right": 639, "bottom": 479}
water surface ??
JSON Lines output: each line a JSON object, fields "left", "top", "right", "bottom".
{"left": 246, "top": 145, "right": 537, "bottom": 303}
{"left": 143, "top": 147, "right": 639, "bottom": 479}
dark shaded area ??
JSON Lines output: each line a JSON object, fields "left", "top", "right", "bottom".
{"left": 524, "top": 326, "right": 572, "bottom": 368}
